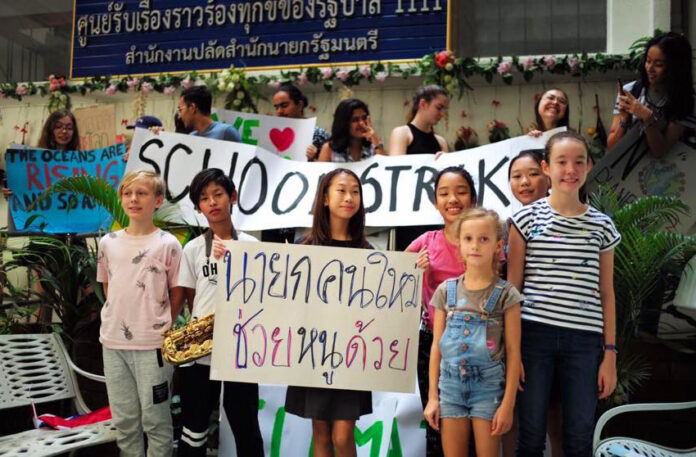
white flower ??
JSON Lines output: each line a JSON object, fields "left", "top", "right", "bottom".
{"left": 359, "top": 65, "right": 371, "bottom": 78}
{"left": 375, "top": 71, "right": 388, "bottom": 82}
{"left": 227, "top": 82, "right": 235, "bottom": 92}
{"left": 164, "top": 86, "right": 176, "bottom": 95}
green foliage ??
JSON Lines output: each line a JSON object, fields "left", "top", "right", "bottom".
{"left": 33, "top": 175, "right": 129, "bottom": 228}
{"left": 591, "top": 187, "right": 696, "bottom": 404}
{"left": 0, "top": 302, "right": 38, "bottom": 334}
{"left": 3, "top": 235, "right": 103, "bottom": 345}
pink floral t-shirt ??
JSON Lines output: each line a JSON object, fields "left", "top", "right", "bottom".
{"left": 407, "top": 230, "right": 465, "bottom": 330}
{"left": 97, "top": 228, "right": 182, "bottom": 350}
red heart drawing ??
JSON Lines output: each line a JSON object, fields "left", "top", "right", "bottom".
{"left": 269, "top": 127, "right": 295, "bottom": 152}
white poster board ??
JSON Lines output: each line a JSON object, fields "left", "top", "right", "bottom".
{"left": 210, "top": 241, "right": 421, "bottom": 393}
{"left": 220, "top": 385, "right": 425, "bottom": 457}
{"left": 212, "top": 108, "right": 317, "bottom": 161}
{"left": 587, "top": 126, "right": 696, "bottom": 233}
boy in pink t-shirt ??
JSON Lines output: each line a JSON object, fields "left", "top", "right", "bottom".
{"left": 97, "top": 170, "right": 183, "bottom": 457}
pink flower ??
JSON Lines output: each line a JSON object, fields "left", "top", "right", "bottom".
{"left": 126, "top": 78, "right": 140, "bottom": 89}
{"left": 497, "top": 60, "right": 513, "bottom": 75}
{"left": 163, "top": 86, "right": 176, "bottom": 95}
{"left": 267, "top": 80, "right": 280, "bottom": 89}
{"left": 544, "top": 55, "right": 556, "bottom": 69}
{"left": 336, "top": 68, "right": 349, "bottom": 82}
{"left": 359, "top": 65, "right": 372, "bottom": 78}
{"left": 375, "top": 71, "right": 388, "bottom": 83}
{"left": 297, "top": 72, "right": 308, "bottom": 85}
{"left": 522, "top": 56, "right": 535, "bottom": 70}
{"left": 141, "top": 82, "right": 154, "bottom": 93}
{"left": 569, "top": 56, "right": 580, "bottom": 72}
{"left": 15, "top": 84, "right": 27, "bottom": 96}
{"left": 181, "top": 77, "right": 194, "bottom": 88}
{"left": 105, "top": 84, "right": 117, "bottom": 95}
{"left": 321, "top": 67, "right": 333, "bottom": 79}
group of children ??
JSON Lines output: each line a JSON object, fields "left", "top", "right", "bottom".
{"left": 99, "top": 128, "right": 619, "bottom": 457}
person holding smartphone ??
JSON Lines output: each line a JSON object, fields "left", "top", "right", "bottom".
{"left": 608, "top": 32, "right": 694, "bottom": 157}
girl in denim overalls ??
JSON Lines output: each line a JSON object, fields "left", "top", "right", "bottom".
{"left": 424, "top": 208, "right": 522, "bottom": 457}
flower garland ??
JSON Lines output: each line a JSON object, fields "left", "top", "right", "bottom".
{"left": 0, "top": 35, "right": 649, "bottom": 112}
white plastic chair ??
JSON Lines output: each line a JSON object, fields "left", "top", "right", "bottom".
{"left": 593, "top": 401, "right": 696, "bottom": 457}
{"left": 0, "top": 333, "right": 117, "bottom": 456}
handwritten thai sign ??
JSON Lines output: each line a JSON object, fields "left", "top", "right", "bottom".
{"left": 5, "top": 144, "right": 126, "bottom": 233}
{"left": 212, "top": 108, "right": 316, "bottom": 161}
{"left": 126, "top": 128, "right": 557, "bottom": 230}
{"left": 587, "top": 126, "right": 696, "bottom": 233}
{"left": 73, "top": 105, "right": 117, "bottom": 150}
{"left": 70, "top": 0, "right": 449, "bottom": 78}
{"left": 209, "top": 241, "right": 421, "bottom": 392}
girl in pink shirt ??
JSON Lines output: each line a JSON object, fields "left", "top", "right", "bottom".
{"left": 406, "top": 166, "right": 477, "bottom": 457}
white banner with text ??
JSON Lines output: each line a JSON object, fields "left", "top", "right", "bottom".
{"left": 210, "top": 241, "right": 421, "bottom": 393}
{"left": 126, "top": 128, "right": 561, "bottom": 230}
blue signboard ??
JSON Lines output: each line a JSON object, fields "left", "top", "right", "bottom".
{"left": 71, "top": 0, "right": 450, "bottom": 78}
{"left": 5, "top": 144, "right": 127, "bottom": 233}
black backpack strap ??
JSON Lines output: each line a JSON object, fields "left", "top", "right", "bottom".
{"left": 204, "top": 226, "right": 238, "bottom": 259}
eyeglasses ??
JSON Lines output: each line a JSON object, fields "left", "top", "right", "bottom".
{"left": 543, "top": 94, "right": 568, "bottom": 106}
{"left": 54, "top": 123, "right": 74, "bottom": 132}
{"left": 351, "top": 114, "right": 369, "bottom": 123}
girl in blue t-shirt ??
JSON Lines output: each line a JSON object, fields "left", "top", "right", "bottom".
{"left": 508, "top": 131, "right": 621, "bottom": 457}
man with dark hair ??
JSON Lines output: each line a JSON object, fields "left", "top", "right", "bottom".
{"left": 178, "top": 86, "right": 241, "bottom": 142}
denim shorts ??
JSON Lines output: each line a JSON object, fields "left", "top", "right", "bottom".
{"left": 439, "top": 361, "right": 506, "bottom": 421}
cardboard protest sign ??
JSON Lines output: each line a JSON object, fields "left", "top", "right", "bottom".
{"left": 72, "top": 104, "right": 117, "bottom": 150}
{"left": 126, "top": 128, "right": 560, "bottom": 230}
{"left": 5, "top": 143, "right": 126, "bottom": 233}
{"left": 587, "top": 126, "right": 696, "bottom": 233}
{"left": 212, "top": 108, "right": 317, "bottom": 161}
{"left": 210, "top": 241, "right": 421, "bottom": 393}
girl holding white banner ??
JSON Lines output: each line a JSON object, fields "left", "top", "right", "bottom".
{"left": 424, "top": 208, "right": 522, "bottom": 457}
{"left": 406, "top": 166, "right": 477, "bottom": 457}
{"left": 389, "top": 85, "right": 451, "bottom": 253}
{"left": 285, "top": 168, "right": 372, "bottom": 457}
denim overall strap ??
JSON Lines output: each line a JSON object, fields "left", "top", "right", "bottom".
{"left": 446, "top": 279, "right": 458, "bottom": 310}
{"left": 483, "top": 280, "right": 507, "bottom": 314}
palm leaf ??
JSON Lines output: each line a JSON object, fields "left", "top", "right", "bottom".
{"left": 32, "top": 176, "right": 128, "bottom": 228}
{"left": 613, "top": 196, "right": 689, "bottom": 232}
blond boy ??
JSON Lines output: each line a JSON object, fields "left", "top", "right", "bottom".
{"left": 97, "top": 170, "right": 183, "bottom": 457}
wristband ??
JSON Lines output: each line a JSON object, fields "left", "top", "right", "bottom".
{"left": 604, "top": 344, "right": 618, "bottom": 354}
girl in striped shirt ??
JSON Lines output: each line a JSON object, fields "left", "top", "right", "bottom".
{"left": 508, "top": 131, "right": 621, "bottom": 457}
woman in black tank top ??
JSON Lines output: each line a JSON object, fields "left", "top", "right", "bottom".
{"left": 389, "top": 86, "right": 451, "bottom": 288}
{"left": 389, "top": 85, "right": 450, "bottom": 155}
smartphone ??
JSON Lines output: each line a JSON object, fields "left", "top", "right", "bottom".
{"left": 617, "top": 78, "right": 626, "bottom": 95}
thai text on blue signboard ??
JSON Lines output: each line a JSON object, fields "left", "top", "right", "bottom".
{"left": 71, "top": 0, "right": 449, "bottom": 78}
{"left": 5, "top": 144, "right": 126, "bottom": 233}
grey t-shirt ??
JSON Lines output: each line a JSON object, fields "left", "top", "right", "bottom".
{"left": 430, "top": 277, "right": 522, "bottom": 361}
{"left": 191, "top": 121, "right": 241, "bottom": 142}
